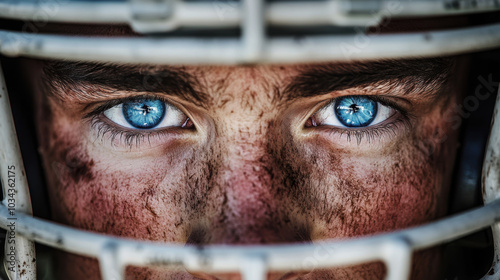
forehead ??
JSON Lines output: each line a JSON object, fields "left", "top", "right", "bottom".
{"left": 178, "top": 64, "right": 301, "bottom": 85}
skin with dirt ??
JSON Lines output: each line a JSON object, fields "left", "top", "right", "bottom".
{"left": 24, "top": 56, "right": 464, "bottom": 280}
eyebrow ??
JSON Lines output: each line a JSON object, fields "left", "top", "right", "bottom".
{"left": 42, "top": 61, "right": 208, "bottom": 106}
{"left": 285, "top": 58, "right": 454, "bottom": 100}
{"left": 42, "top": 58, "right": 454, "bottom": 108}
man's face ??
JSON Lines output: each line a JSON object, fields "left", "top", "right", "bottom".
{"left": 30, "top": 56, "right": 462, "bottom": 279}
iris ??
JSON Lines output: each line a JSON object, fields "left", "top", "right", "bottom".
{"left": 334, "top": 96, "right": 377, "bottom": 127}
{"left": 122, "top": 99, "right": 166, "bottom": 129}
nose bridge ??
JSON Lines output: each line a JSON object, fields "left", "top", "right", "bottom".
{"left": 219, "top": 108, "right": 275, "bottom": 188}
{"left": 198, "top": 116, "right": 297, "bottom": 245}
{"left": 221, "top": 125, "right": 278, "bottom": 226}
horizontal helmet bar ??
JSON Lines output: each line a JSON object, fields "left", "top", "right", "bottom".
{"left": 1, "top": 23, "right": 500, "bottom": 64}
{"left": 0, "top": 0, "right": 499, "bottom": 29}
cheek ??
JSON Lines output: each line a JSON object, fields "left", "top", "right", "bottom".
{"left": 38, "top": 110, "right": 193, "bottom": 242}
{"left": 287, "top": 110, "right": 458, "bottom": 239}
{"left": 322, "top": 149, "right": 446, "bottom": 237}
{"left": 49, "top": 167, "right": 184, "bottom": 240}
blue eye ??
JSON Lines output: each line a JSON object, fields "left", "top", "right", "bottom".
{"left": 311, "top": 95, "right": 395, "bottom": 129}
{"left": 334, "top": 96, "right": 377, "bottom": 127}
{"left": 122, "top": 99, "right": 166, "bottom": 129}
{"left": 103, "top": 98, "right": 188, "bottom": 130}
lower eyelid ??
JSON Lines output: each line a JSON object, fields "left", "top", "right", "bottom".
{"left": 305, "top": 113, "right": 412, "bottom": 145}
{"left": 88, "top": 115, "right": 187, "bottom": 149}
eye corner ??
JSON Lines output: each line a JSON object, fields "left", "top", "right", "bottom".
{"left": 304, "top": 116, "right": 319, "bottom": 128}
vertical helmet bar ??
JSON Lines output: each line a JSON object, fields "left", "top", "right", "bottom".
{"left": 481, "top": 87, "right": 500, "bottom": 280}
{"left": 0, "top": 65, "right": 36, "bottom": 279}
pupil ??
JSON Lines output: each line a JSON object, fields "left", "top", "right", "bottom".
{"left": 141, "top": 105, "right": 150, "bottom": 114}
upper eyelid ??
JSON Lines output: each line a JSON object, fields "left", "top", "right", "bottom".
{"left": 83, "top": 95, "right": 178, "bottom": 119}
{"left": 318, "top": 95, "right": 407, "bottom": 115}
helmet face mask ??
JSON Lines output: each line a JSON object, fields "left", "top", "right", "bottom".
{"left": 0, "top": 1, "right": 500, "bottom": 280}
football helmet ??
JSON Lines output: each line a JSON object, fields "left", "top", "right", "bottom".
{"left": 0, "top": 0, "right": 500, "bottom": 280}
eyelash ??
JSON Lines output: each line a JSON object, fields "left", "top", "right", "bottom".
{"left": 322, "top": 118, "right": 412, "bottom": 145}
{"left": 84, "top": 95, "right": 412, "bottom": 148}
{"left": 83, "top": 95, "right": 189, "bottom": 148}
{"left": 308, "top": 96, "right": 413, "bottom": 144}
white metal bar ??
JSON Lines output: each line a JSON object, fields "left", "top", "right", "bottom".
{"left": 99, "top": 242, "right": 125, "bottom": 280}
{"left": 0, "top": 199, "right": 499, "bottom": 275}
{"left": 267, "top": 23, "right": 500, "bottom": 63}
{"left": 1, "top": 23, "right": 500, "bottom": 64}
{"left": 480, "top": 87, "right": 500, "bottom": 280}
{"left": 0, "top": 0, "right": 499, "bottom": 28}
{"left": 381, "top": 238, "right": 412, "bottom": 280}
{"left": 129, "top": 0, "right": 175, "bottom": 33}
{"left": 266, "top": 1, "right": 384, "bottom": 27}
{"left": 128, "top": 0, "right": 239, "bottom": 33}
{"left": 241, "top": 0, "right": 264, "bottom": 63}
{"left": 240, "top": 255, "right": 267, "bottom": 280}
{"left": 0, "top": 1, "right": 239, "bottom": 27}
{"left": 0, "top": 65, "right": 36, "bottom": 279}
